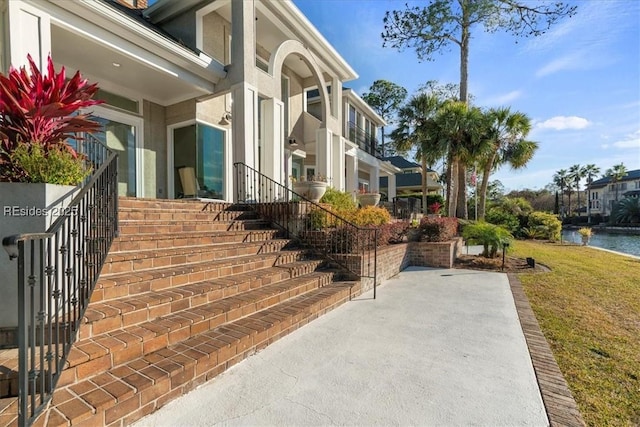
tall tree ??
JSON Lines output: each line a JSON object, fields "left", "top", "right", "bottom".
{"left": 432, "top": 100, "right": 490, "bottom": 218}
{"left": 382, "top": 1, "right": 577, "bottom": 104}
{"left": 477, "top": 107, "right": 536, "bottom": 220}
{"left": 362, "top": 80, "right": 408, "bottom": 157}
{"left": 553, "top": 169, "right": 569, "bottom": 217}
{"left": 583, "top": 164, "right": 600, "bottom": 224}
{"left": 390, "top": 93, "right": 443, "bottom": 214}
{"left": 382, "top": 0, "right": 575, "bottom": 212}
{"left": 605, "top": 163, "right": 628, "bottom": 203}
{"left": 568, "top": 164, "right": 586, "bottom": 217}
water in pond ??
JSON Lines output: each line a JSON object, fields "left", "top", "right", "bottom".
{"left": 562, "top": 230, "right": 640, "bottom": 257}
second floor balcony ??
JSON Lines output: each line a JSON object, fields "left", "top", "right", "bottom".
{"left": 347, "top": 121, "right": 382, "bottom": 158}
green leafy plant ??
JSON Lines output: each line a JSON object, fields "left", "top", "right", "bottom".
{"left": 527, "top": 211, "right": 562, "bottom": 241}
{"left": 462, "top": 222, "right": 512, "bottom": 258}
{"left": 320, "top": 187, "right": 356, "bottom": 213}
{"left": 611, "top": 197, "right": 640, "bottom": 224}
{"left": 0, "top": 54, "right": 102, "bottom": 182}
{"left": 10, "top": 143, "right": 91, "bottom": 185}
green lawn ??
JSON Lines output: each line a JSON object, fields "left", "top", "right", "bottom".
{"left": 511, "top": 241, "right": 640, "bottom": 427}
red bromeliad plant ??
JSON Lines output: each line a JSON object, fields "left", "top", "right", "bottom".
{"left": 0, "top": 54, "right": 103, "bottom": 182}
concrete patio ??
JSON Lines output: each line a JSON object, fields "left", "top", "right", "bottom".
{"left": 135, "top": 266, "right": 548, "bottom": 426}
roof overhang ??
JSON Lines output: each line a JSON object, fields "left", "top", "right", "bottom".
{"left": 42, "top": 0, "right": 225, "bottom": 105}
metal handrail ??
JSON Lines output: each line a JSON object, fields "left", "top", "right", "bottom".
{"left": 2, "top": 134, "right": 118, "bottom": 427}
{"left": 233, "top": 162, "right": 377, "bottom": 297}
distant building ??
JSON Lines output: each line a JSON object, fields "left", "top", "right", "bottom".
{"left": 588, "top": 169, "right": 640, "bottom": 216}
{"left": 379, "top": 156, "right": 443, "bottom": 199}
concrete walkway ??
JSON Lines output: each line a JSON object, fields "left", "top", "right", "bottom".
{"left": 135, "top": 267, "right": 547, "bottom": 426}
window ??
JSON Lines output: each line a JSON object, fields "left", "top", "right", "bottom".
{"left": 610, "top": 184, "right": 616, "bottom": 191}
{"left": 636, "top": 181, "right": 640, "bottom": 189}
{"left": 282, "top": 76, "right": 289, "bottom": 137}
{"left": 256, "top": 57, "right": 269, "bottom": 73}
{"left": 620, "top": 182, "right": 627, "bottom": 190}
{"left": 172, "top": 122, "right": 225, "bottom": 199}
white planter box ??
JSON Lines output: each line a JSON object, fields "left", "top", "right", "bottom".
{"left": 0, "top": 183, "right": 78, "bottom": 347}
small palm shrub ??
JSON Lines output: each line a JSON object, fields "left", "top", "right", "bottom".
{"left": 418, "top": 216, "right": 458, "bottom": 242}
{"left": 527, "top": 211, "right": 561, "bottom": 241}
{"left": 611, "top": 197, "right": 640, "bottom": 224}
{"left": 462, "top": 222, "right": 513, "bottom": 258}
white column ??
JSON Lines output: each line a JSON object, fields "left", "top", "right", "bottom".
{"left": 388, "top": 174, "right": 397, "bottom": 199}
{"left": 346, "top": 154, "right": 358, "bottom": 198}
{"left": 316, "top": 128, "right": 332, "bottom": 183}
{"left": 7, "top": 1, "right": 51, "bottom": 70}
{"left": 231, "top": 83, "right": 257, "bottom": 202}
{"left": 369, "top": 164, "right": 380, "bottom": 192}
{"left": 261, "top": 97, "right": 284, "bottom": 185}
{"left": 331, "top": 135, "right": 345, "bottom": 191}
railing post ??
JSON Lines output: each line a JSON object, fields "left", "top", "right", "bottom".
{"left": 17, "top": 240, "right": 27, "bottom": 427}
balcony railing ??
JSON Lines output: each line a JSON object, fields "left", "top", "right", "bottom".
{"left": 347, "top": 121, "right": 382, "bottom": 157}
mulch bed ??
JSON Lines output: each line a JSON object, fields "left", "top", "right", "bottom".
{"left": 454, "top": 254, "right": 550, "bottom": 273}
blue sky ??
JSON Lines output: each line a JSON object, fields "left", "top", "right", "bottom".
{"left": 294, "top": 0, "right": 640, "bottom": 191}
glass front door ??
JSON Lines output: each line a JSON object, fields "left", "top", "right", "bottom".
{"left": 95, "top": 117, "right": 137, "bottom": 197}
{"left": 172, "top": 123, "right": 225, "bottom": 199}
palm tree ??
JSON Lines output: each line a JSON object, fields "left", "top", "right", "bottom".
{"left": 553, "top": 169, "right": 569, "bottom": 217}
{"left": 583, "top": 164, "right": 600, "bottom": 223}
{"left": 432, "top": 100, "right": 490, "bottom": 218}
{"left": 605, "top": 163, "right": 628, "bottom": 203}
{"left": 568, "top": 164, "right": 586, "bottom": 217}
{"left": 477, "top": 107, "right": 536, "bottom": 220}
{"left": 390, "top": 93, "right": 443, "bottom": 214}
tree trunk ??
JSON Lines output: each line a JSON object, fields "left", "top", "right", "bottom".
{"left": 421, "top": 155, "right": 428, "bottom": 214}
{"left": 446, "top": 157, "right": 457, "bottom": 217}
{"left": 455, "top": 161, "right": 468, "bottom": 219}
{"left": 459, "top": 2, "right": 470, "bottom": 104}
{"left": 478, "top": 152, "right": 496, "bottom": 221}
{"left": 587, "top": 186, "right": 591, "bottom": 224}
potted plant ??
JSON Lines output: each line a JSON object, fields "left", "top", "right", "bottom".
{"left": 428, "top": 201, "right": 442, "bottom": 217}
{"left": 0, "top": 54, "right": 102, "bottom": 346}
{"left": 356, "top": 186, "right": 381, "bottom": 207}
{"left": 292, "top": 174, "right": 328, "bottom": 203}
{"left": 577, "top": 227, "right": 592, "bottom": 246}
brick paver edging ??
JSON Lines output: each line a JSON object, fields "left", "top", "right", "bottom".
{"left": 507, "top": 273, "right": 586, "bottom": 427}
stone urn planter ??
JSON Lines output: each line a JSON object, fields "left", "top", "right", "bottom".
{"left": 357, "top": 193, "right": 381, "bottom": 207}
{"left": 293, "top": 181, "right": 328, "bottom": 203}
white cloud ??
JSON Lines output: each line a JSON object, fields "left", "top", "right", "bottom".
{"left": 536, "top": 116, "right": 591, "bottom": 130}
{"left": 535, "top": 51, "right": 586, "bottom": 77}
{"left": 483, "top": 90, "right": 523, "bottom": 106}
{"left": 612, "top": 130, "right": 640, "bottom": 149}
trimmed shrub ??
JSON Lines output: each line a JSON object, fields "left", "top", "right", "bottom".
{"left": 378, "top": 221, "right": 410, "bottom": 245}
{"left": 418, "top": 216, "right": 458, "bottom": 242}
{"left": 350, "top": 206, "right": 391, "bottom": 227}
{"left": 320, "top": 187, "right": 356, "bottom": 213}
{"left": 462, "top": 222, "right": 513, "bottom": 258}
{"left": 527, "top": 211, "right": 561, "bottom": 241}
{"left": 486, "top": 207, "right": 519, "bottom": 234}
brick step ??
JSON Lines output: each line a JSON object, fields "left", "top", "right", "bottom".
{"left": 87, "top": 259, "right": 329, "bottom": 337}
{"left": 118, "top": 208, "right": 258, "bottom": 222}
{"left": 92, "top": 250, "right": 315, "bottom": 303}
{"left": 66, "top": 270, "right": 336, "bottom": 378}
{"left": 117, "top": 197, "right": 240, "bottom": 212}
{"left": 39, "top": 281, "right": 360, "bottom": 427}
{"left": 109, "top": 229, "right": 282, "bottom": 252}
{"left": 118, "top": 219, "right": 271, "bottom": 235}
{"left": 101, "top": 239, "right": 293, "bottom": 275}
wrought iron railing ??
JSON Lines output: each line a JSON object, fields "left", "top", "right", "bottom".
{"left": 2, "top": 134, "right": 118, "bottom": 426}
{"left": 347, "top": 121, "right": 382, "bottom": 157}
{"left": 234, "top": 162, "right": 377, "bottom": 296}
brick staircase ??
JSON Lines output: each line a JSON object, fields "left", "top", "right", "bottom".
{"left": 0, "top": 198, "right": 361, "bottom": 426}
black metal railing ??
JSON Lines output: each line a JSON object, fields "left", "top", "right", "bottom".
{"left": 2, "top": 134, "right": 118, "bottom": 427}
{"left": 347, "top": 121, "right": 382, "bottom": 157}
{"left": 234, "top": 162, "right": 377, "bottom": 296}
